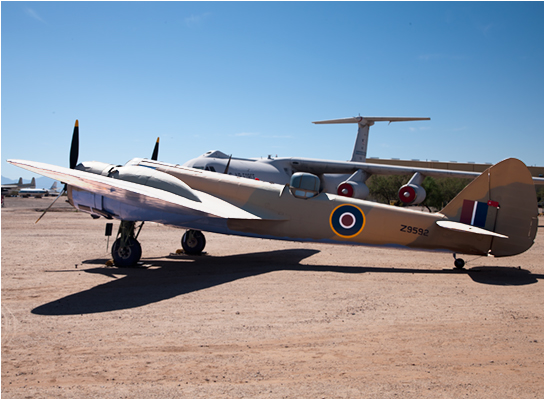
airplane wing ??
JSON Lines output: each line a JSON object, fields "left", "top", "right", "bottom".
{"left": 288, "top": 158, "right": 544, "bottom": 184}
{"left": 288, "top": 158, "right": 483, "bottom": 180}
{"left": 309, "top": 116, "right": 544, "bottom": 184}
{"left": 7, "top": 160, "right": 263, "bottom": 220}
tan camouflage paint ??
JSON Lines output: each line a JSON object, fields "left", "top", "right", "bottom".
{"left": 151, "top": 158, "right": 538, "bottom": 257}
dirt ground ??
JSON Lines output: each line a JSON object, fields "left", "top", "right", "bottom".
{"left": 1, "top": 196, "right": 543, "bottom": 399}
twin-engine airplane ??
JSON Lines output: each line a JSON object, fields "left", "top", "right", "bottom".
{"left": 8, "top": 120, "right": 539, "bottom": 269}
{"left": 183, "top": 117, "right": 543, "bottom": 205}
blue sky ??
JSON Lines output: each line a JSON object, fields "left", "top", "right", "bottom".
{"left": 2, "top": 1, "right": 543, "bottom": 181}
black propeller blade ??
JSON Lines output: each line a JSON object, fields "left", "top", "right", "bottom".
{"left": 151, "top": 137, "right": 159, "bottom": 161}
{"left": 224, "top": 155, "right": 232, "bottom": 174}
{"left": 69, "top": 119, "right": 79, "bottom": 169}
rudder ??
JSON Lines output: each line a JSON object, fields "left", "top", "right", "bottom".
{"left": 440, "top": 158, "right": 538, "bottom": 257}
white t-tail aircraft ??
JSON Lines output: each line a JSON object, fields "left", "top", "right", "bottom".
{"left": 183, "top": 117, "right": 543, "bottom": 205}
{"left": 7, "top": 120, "right": 539, "bottom": 270}
{"left": 19, "top": 181, "right": 60, "bottom": 198}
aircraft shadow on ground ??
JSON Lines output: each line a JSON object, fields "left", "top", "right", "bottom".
{"left": 32, "top": 249, "right": 543, "bottom": 316}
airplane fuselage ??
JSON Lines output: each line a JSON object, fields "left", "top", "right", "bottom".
{"left": 183, "top": 151, "right": 359, "bottom": 195}
{"left": 136, "top": 159, "right": 523, "bottom": 257}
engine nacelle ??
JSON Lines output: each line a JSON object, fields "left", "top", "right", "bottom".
{"left": 290, "top": 172, "right": 321, "bottom": 199}
{"left": 68, "top": 164, "right": 201, "bottom": 219}
{"left": 76, "top": 161, "right": 117, "bottom": 176}
{"left": 337, "top": 181, "right": 369, "bottom": 200}
{"left": 398, "top": 183, "right": 426, "bottom": 205}
{"left": 108, "top": 166, "right": 200, "bottom": 201}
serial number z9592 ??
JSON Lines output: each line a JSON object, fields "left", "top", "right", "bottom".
{"left": 400, "top": 224, "right": 429, "bottom": 236}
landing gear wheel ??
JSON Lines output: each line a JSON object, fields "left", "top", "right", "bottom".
{"left": 181, "top": 230, "right": 206, "bottom": 255}
{"left": 111, "top": 237, "right": 142, "bottom": 267}
{"left": 454, "top": 258, "right": 465, "bottom": 269}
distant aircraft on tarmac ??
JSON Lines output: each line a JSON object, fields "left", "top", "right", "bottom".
{"left": 183, "top": 117, "right": 544, "bottom": 206}
{"left": 7, "top": 119, "right": 539, "bottom": 270}
{"left": 1, "top": 177, "right": 36, "bottom": 195}
{"left": 19, "top": 182, "right": 60, "bottom": 198}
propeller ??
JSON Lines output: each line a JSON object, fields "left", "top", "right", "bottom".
{"left": 151, "top": 137, "right": 159, "bottom": 161}
{"left": 224, "top": 154, "right": 232, "bottom": 174}
{"left": 69, "top": 120, "right": 79, "bottom": 169}
{"left": 36, "top": 119, "right": 79, "bottom": 223}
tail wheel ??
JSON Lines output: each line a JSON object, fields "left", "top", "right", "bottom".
{"left": 111, "top": 237, "right": 142, "bottom": 267}
{"left": 181, "top": 230, "right": 206, "bottom": 255}
{"left": 454, "top": 258, "right": 465, "bottom": 269}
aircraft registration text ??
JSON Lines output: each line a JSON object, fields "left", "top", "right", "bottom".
{"left": 400, "top": 224, "right": 429, "bottom": 236}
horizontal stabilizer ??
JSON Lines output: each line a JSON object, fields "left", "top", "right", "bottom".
{"left": 313, "top": 117, "right": 430, "bottom": 126}
{"left": 436, "top": 220, "right": 508, "bottom": 239}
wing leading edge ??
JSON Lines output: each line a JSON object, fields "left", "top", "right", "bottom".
{"left": 288, "top": 157, "right": 482, "bottom": 179}
{"left": 7, "top": 159, "right": 263, "bottom": 221}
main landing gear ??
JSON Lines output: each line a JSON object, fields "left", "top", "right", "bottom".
{"left": 181, "top": 229, "right": 206, "bottom": 255}
{"left": 109, "top": 223, "right": 207, "bottom": 267}
{"left": 111, "top": 221, "right": 143, "bottom": 267}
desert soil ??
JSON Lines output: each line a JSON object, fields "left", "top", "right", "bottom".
{"left": 1, "top": 196, "right": 543, "bottom": 399}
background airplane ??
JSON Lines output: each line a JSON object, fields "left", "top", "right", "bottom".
{"left": 18, "top": 182, "right": 60, "bottom": 198}
{"left": 182, "top": 117, "right": 544, "bottom": 206}
{"left": 1, "top": 177, "right": 36, "bottom": 195}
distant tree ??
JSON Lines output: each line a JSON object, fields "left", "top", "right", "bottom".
{"left": 367, "top": 174, "right": 541, "bottom": 212}
{"left": 367, "top": 175, "right": 471, "bottom": 211}
{"left": 536, "top": 186, "right": 544, "bottom": 208}
{"left": 421, "top": 177, "right": 471, "bottom": 212}
{"left": 367, "top": 175, "right": 408, "bottom": 205}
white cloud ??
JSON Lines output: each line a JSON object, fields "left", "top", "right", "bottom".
{"left": 266, "top": 135, "right": 293, "bottom": 139}
{"left": 232, "top": 132, "right": 293, "bottom": 139}
{"left": 24, "top": 7, "right": 45, "bottom": 23}
{"left": 234, "top": 132, "right": 260, "bottom": 137}
{"left": 409, "top": 126, "right": 431, "bottom": 132}
{"left": 184, "top": 13, "right": 210, "bottom": 28}
{"left": 478, "top": 23, "right": 494, "bottom": 35}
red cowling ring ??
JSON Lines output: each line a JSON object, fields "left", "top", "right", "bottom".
{"left": 399, "top": 186, "right": 416, "bottom": 204}
{"left": 337, "top": 182, "right": 354, "bottom": 197}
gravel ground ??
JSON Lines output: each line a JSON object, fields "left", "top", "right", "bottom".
{"left": 2, "top": 196, "right": 543, "bottom": 398}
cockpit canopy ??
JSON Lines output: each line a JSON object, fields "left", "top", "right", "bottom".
{"left": 202, "top": 150, "right": 230, "bottom": 159}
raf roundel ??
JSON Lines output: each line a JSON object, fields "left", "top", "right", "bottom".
{"left": 329, "top": 204, "right": 366, "bottom": 238}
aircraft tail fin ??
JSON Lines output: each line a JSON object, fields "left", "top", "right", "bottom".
{"left": 30, "top": 177, "right": 36, "bottom": 188}
{"left": 312, "top": 116, "right": 430, "bottom": 163}
{"left": 439, "top": 158, "right": 538, "bottom": 257}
